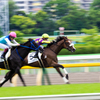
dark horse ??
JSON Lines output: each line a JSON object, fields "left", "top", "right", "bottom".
{"left": 9, "top": 36, "right": 76, "bottom": 85}
{"left": 0, "top": 39, "right": 43, "bottom": 87}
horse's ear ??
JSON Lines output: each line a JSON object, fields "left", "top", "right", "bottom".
{"left": 65, "top": 36, "right": 68, "bottom": 39}
{"left": 28, "top": 38, "right": 33, "bottom": 41}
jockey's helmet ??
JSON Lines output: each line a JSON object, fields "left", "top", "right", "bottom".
{"left": 42, "top": 33, "right": 49, "bottom": 39}
{"left": 9, "top": 32, "right": 17, "bottom": 38}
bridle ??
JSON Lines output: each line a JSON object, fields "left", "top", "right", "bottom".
{"left": 49, "top": 38, "right": 70, "bottom": 54}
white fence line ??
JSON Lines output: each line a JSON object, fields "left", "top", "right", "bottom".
{"left": 0, "top": 93, "right": 100, "bottom": 100}
{"left": 58, "top": 54, "right": 100, "bottom": 60}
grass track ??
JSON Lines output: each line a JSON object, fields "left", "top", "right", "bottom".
{"left": 0, "top": 83, "right": 100, "bottom": 97}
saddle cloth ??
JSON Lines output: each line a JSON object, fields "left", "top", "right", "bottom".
{"left": 28, "top": 52, "right": 47, "bottom": 64}
{"left": 28, "top": 52, "right": 41, "bottom": 64}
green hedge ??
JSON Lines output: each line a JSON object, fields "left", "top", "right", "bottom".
{"left": 58, "top": 46, "right": 100, "bottom": 55}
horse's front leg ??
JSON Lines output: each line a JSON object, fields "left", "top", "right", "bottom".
{"left": 17, "top": 69, "right": 26, "bottom": 86}
{"left": 0, "top": 70, "right": 15, "bottom": 87}
{"left": 9, "top": 73, "right": 15, "bottom": 87}
{"left": 14, "top": 67, "right": 26, "bottom": 86}
{"left": 9, "top": 68, "right": 26, "bottom": 86}
{"left": 54, "top": 65, "right": 70, "bottom": 84}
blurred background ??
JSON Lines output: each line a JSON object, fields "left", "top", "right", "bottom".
{"left": 1, "top": 0, "right": 100, "bottom": 87}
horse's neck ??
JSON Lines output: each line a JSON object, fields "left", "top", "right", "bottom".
{"left": 49, "top": 40, "right": 64, "bottom": 54}
{"left": 17, "top": 48, "right": 31, "bottom": 59}
{"left": 15, "top": 47, "right": 31, "bottom": 59}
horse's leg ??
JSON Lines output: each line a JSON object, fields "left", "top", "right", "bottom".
{"left": 9, "top": 73, "right": 18, "bottom": 87}
{"left": 0, "top": 67, "right": 26, "bottom": 87}
{"left": 14, "top": 67, "right": 26, "bottom": 86}
{"left": 9, "top": 70, "right": 26, "bottom": 87}
{"left": 9, "top": 77, "right": 12, "bottom": 83}
{"left": 17, "top": 69, "right": 26, "bottom": 86}
{"left": 9, "top": 76, "right": 15, "bottom": 87}
{"left": 8, "top": 73, "right": 15, "bottom": 87}
{"left": 0, "top": 71, "right": 11, "bottom": 85}
{"left": 0, "top": 70, "right": 15, "bottom": 87}
{"left": 54, "top": 65, "right": 70, "bottom": 84}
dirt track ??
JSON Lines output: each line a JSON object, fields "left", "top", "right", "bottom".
{"left": 0, "top": 72, "right": 100, "bottom": 87}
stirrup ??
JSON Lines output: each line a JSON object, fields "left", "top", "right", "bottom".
{"left": 33, "top": 54, "right": 38, "bottom": 58}
{"left": 1, "top": 54, "right": 5, "bottom": 59}
{"left": 33, "top": 51, "right": 38, "bottom": 58}
{"left": 1, "top": 55, "right": 4, "bottom": 59}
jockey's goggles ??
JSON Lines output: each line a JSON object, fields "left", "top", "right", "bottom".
{"left": 44, "top": 38, "right": 48, "bottom": 39}
{"left": 10, "top": 36, "right": 15, "bottom": 39}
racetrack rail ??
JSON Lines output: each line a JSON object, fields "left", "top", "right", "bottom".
{"left": 0, "top": 93, "right": 100, "bottom": 100}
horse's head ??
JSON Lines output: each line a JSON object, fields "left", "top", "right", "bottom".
{"left": 63, "top": 37, "right": 76, "bottom": 52}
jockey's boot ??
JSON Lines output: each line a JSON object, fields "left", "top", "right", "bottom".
{"left": 1, "top": 48, "right": 8, "bottom": 59}
{"left": 33, "top": 51, "right": 38, "bottom": 58}
{"left": 1, "top": 52, "right": 6, "bottom": 59}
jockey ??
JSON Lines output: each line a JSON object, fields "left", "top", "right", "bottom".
{"left": 0, "top": 32, "right": 20, "bottom": 59}
{"left": 35, "top": 33, "right": 50, "bottom": 45}
{"left": 33, "top": 33, "right": 50, "bottom": 58}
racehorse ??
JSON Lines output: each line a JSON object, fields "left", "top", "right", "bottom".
{"left": 9, "top": 36, "right": 76, "bottom": 85}
{"left": 0, "top": 39, "right": 43, "bottom": 87}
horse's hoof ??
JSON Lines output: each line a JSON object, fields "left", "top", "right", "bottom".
{"left": 66, "top": 82, "right": 70, "bottom": 84}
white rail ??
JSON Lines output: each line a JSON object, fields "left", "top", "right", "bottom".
{"left": 0, "top": 93, "right": 100, "bottom": 100}
{"left": 58, "top": 54, "right": 100, "bottom": 60}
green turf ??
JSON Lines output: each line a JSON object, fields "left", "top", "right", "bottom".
{"left": 0, "top": 83, "right": 100, "bottom": 97}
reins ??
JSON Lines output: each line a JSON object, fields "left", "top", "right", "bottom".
{"left": 16, "top": 40, "right": 40, "bottom": 61}
{"left": 20, "top": 40, "right": 40, "bottom": 51}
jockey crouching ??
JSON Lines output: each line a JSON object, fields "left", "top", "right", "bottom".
{"left": 0, "top": 32, "right": 20, "bottom": 59}
{"left": 33, "top": 33, "right": 50, "bottom": 58}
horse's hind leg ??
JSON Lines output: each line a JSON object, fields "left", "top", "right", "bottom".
{"left": 55, "top": 65, "right": 70, "bottom": 84}
{"left": 9, "top": 70, "right": 26, "bottom": 86}
{"left": 0, "top": 70, "right": 15, "bottom": 87}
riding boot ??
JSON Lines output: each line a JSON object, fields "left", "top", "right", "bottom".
{"left": 33, "top": 51, "right": 38, "bottom": 58}
{"left": 1, "top": 52, "right": 6, "bottom": 59}
{"left": 1, "top": 48, "right": 8, "bottom": 59}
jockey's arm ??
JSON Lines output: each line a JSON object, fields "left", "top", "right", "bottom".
{"left": 42, "top": 41, "right": 51, "bottom": 44}
{"left": 5, "top": 38, "right": 19, "bottom": 46}
{"left": 12, "top": 39, "right": 19, "bottom": 44}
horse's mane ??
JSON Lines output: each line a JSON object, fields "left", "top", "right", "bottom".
{"left": 46, "top": 36, "right": 68, "bottom": 47}
{"left": 20, "top": 38, "right": 33, "bottom": 45}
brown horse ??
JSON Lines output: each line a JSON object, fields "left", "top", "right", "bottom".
{"left": 9, "top": 36, "right": 75, "bottom": 86}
